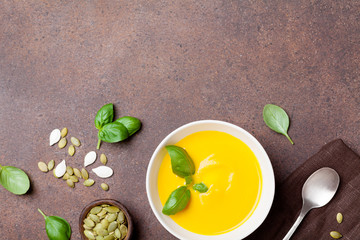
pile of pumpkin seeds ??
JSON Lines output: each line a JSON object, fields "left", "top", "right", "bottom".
{"left": 49, "top": 127, "right": 81, "bottom": 156}
{"left": 83, "top": 204, "right": 128, "bottom": 240}
{"left": 38, "top": 127, "right": 111, "bottom": 191}
{"left": 62, "top": 166, "right": 95, "bottom": 188}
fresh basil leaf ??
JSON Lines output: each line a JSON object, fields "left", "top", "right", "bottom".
{"left": 115, "top": 116, "right": 141, "bottom": 136}
{"left": 193, "top": 182, "right": 208, "bottom": 193}
{"left": 165, "top": 145, "right": 195, "bottom": 178}
{"left": 263, "top": 104, "right": 294, "bottom": 144}
{"left": 98, "top": 122, "right": 129, "bottom": 143}
{"left": 95, "top": 103, "right": 114, "bottom": 130}
{"left": 162, "top": 186, "right": 191, "bottom": 215}
{"left": 0, "top": 165, "right": 30, "bottom": 195}
{"left": 38, "top": 209, "right": 71, "bottom": 240}
{"left": 185, "top": 176, "right": 192, "bottom": 185}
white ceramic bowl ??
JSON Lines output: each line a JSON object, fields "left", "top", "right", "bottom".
{"left": 146, "top": 120, "right": 275, "bottom": 240}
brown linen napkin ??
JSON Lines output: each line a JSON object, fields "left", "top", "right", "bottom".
{"left": 246, "top": 139, "right": 360, "bottom": 240}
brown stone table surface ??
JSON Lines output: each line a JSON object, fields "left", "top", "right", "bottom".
{"left": 0, "top": 0, "right": 359, "bottom": 239}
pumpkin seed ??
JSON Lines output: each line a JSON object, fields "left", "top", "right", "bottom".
{"left": 89, "top": 214, "right": 100, "bottom": 223}
{"left": 106, "top": 213, "right": 117, "bottom": 222}
{"left": 97, "top": 228, "right": 108, "bottom": 237}
{"left": 73, "top": 168, "right": 82, "bottom": 178}
{"left": 58, "top": 138, "right": 67, "bottom": 149}
{"left": 105, "top": 206, "right": 120, "bottom": 213}
{"left": 90, "top": 206, "right": 102, "bottom": 214}
{"left": 54, "top": 159, "right": 66, "bottom": 178}
{"left": 66, "top": 179, "right": 74, "bottom": 188}
{"left": 114, "top": 228, "right": 121, "bottom": 239}
{"left": 71, "top": 137, "right": 81, "bottom": 147}
{"left": 47, "top": 160, "right": 55, "bottom": 171}
{"left": 330, "top": 231, "right": 342, "bottom": 239}
{"left": 50, "top": 129, "right": 61, "bottom": 146}
{"left": 68, "top": 145, "right": 75, "bottom": 156}
{"left": 84, "top": 179, "right": 95, "bottom": 187}
{"left": 61, "top": 127, "right": 68, "bottom": 137}
{"left": 92, "top": 166, "right": 113, "bottom": 178}
{"left": 336, "top": 213, "right": 343, "bottom": 224}
{"left": 66, "top": 166, "right": 74, "bottom": 175}
{"left": 83, "top": 223, "right": 93, "bottom": 230}
{"left": 38, "top": 161, "right": 48, "bottom": 172}
{"left": 84, "top": 229, "right": 96, "bottom": 240}
{"left": 101, "top": 204, "right": 110, "bottom": 207}
{"left": 84, "top": 218, "right": 95, "bottom": 228}
{"left": 93, "top": 222, "right": 103, "bottom": 232}
{"left": 96, "top": 236, "right": 104, "bottom": 240}
{"left": 97, "top": 209, "right": 107, "bottom": 217}
{"left": 101, "top": 219, "right": 109, "bottom": 229}
{"left": 70, "top": 175, "right": 79, "bottom": 183}
{"left": 62, "top": 172, "right": 70, "bottom": 180}
{"left": 81, "top": 168, "right": 89, "bottom": 180}
{"left": 108, "top": 221, "right": 117, "bottom": 232}
{"left": 119, "top": 224, "right": 128, "bottom": 239}
{"left": 101, "top": 183, "right": 109, "bottom": 191}
{"left": 85, "top": 151, "right": 97, "bottom": 167}
{"left": 117, "top": 211, "right": 125, "bottom": 223}
{"left": 104, "top": 235, "right": 115, "bottom": 240}
{"left": 100, "top": 154, "right": 107, "bottom": 165}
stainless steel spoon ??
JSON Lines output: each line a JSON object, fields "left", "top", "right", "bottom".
{"left": 283, "top": 167, "right": 340, "bottom": 240}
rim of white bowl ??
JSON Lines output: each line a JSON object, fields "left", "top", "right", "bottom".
{"left": 146, "top": 120, "right": 275, "bottom": 240}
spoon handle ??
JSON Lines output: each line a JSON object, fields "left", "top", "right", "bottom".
{"left": 282, "top": 208, "right": 308, "bottom": 240}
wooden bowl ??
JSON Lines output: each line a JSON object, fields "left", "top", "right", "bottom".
{"left": 79, "top": 199, "right": 133, "bottom": 240}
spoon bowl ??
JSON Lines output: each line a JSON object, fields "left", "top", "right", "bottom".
{"left": 302, "top": 167, "right": 340, "bottom": 208}
{"left": 283, "top": 167, "right": 340, "bottom": 240}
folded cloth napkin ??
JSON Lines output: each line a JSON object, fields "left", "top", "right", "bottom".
{"left": 246, "top": 139, "right": 360, "bottom": 240}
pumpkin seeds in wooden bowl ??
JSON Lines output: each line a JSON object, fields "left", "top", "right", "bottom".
{"left": 79, "top": 199, "right": 132, "bottom": 240}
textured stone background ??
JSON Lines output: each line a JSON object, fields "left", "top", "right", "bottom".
{"left": 0, "top": 0, "right": 359, "bottom": 239}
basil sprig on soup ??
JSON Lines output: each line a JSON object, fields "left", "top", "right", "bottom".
{"left": 162, "top": 145, "right": 208, "bottom": 216}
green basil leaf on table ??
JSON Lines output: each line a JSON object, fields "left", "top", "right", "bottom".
{"left": 94, "top": 103, "right": 114, "bottom": 130}
{"left": 38, "top": 208, "right": 71, "bottom": 240}
{"left": 193, "top": 182, "right": 208, "bottom": 193}
{"left": 94, "top": 103, "right": 142, "bottom": 149}
{"left": 165, "top": 145, "right": 195, "bottom": 178}
{"left": 97, "top": 121, "right": 129, "bottom": 149}
{"left": 115, "top": 116, "right": 141, "bottom": 136}
{"left": 162, "top": 186, "right": 191, "bottom": 215}
{"left": 0, "top": 165, "right": 30, "bottom": 195}
{"left": 185, "top": 176, "right": 192, "bottom": 185}
{"left": 263, "top": 104, "right": 294, "bottom": 144}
